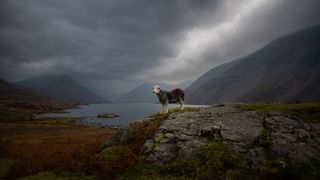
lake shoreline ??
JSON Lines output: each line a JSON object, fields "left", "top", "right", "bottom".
{"left": 37, "top": 103, "right": 207, "bottom": 128}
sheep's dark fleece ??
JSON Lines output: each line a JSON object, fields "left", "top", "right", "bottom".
{"left": 166, "top": 89, "right": 185, "bottom": 103}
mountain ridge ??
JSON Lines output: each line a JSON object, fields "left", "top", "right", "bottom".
{"left": 17, "top": 74, "right": 108, "bottom": 103}
{"left": 0, "top": 78, "right": 49, "bottom": 102}
{"left": 185, "top": 26, "right": 320, "bottom": 104}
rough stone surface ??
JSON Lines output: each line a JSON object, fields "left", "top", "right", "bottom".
{"left": 140, "top": 104, "right": 320, "bottom": 167}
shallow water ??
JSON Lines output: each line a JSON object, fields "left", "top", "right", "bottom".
{"left": 38, "top": 103, "right": 205, "bottom": 127}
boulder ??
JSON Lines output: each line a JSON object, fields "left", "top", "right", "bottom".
{"left": 140, "top": 104, "right": 320, "bottom": 172}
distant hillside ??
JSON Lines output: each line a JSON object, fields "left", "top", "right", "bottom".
{"left": 186, "top": 26, "right": 320, "bottom": 104}
{"left": 116, "top": 83, "right": 174, "bottom": 103}
{"left": 17, "top": 75, "right": 108, "bottom": 103}
{"left": 0, "top": 79, "right": 48, "bottom": 102}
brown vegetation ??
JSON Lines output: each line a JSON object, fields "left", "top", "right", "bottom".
{"left": 0, "top": 99, "right": 80, "bottom": 121}
{"left": 98, "top": 112, "right": 170, "bottom": 178}
{"left": 99, "top": 108, "right": 198, "bottom": 179}
{"left": 0, "top": 105, "right": 196, "bottom": 179}
{"left": 0, "top": 119, "right": 115, "bottom": 179}
{"left": 0, "top": 110, "right": 169, "bottom": 179}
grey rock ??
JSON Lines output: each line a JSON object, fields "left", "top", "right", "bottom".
{"left": 178, "top": 139, "right": 207, "bottom": 157}
{"left": 140, "top": 104, "right": 320, "bottom": 169}
{"left": 164, "top": 133, "right": 174, "bottom": 138}
{"left": 296, "top": 129, "right": 310, "bottom": 141}
{"left": 153, "top": 143, "right": 178, "bottom": 164}
{"left": 154, "top": 133, "right": 165, "bottom": 143}
{"left": 141, "top": 139, "right": 155, "bottom": 154}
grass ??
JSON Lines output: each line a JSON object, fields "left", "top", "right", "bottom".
{"left": 0, "top": 158, "right": 14, "bottom": 179}
{"left": 20, "top": 171, "right": 97, "bottom": 180}
{"left": 241, "top": 103, "right": 320, "bottom": 179}
{"left": 99, "top": 107, "right": 200, "bottom": 178}
{"left": 0, "top": 107, "right": 35, "bottom": 121}
{"left": 0, "top": 99, "right": 80, "bottom": 122}
{"left": 0, "top": 119, "right": 116, "bottom": 179}
{"left": 0, "top": 105, "right": 199, "bottom": 179}
{"left": 119, "top": 142, "right": 250, "bottom": 180}
{"left": 239, "top": 103, "right": 320, "bottom": 123}
{"left": 2, "top": 101, "right": 319, "bottom": 179}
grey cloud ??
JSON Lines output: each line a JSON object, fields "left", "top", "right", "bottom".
{"left": 0, "top": 0, "right": 222, "bottom": 83}
{"left": 0, "top": 0, "right": 319, "bottom": 98}
{"left": 142, "top": 0, "right": 320, "bottom": 84}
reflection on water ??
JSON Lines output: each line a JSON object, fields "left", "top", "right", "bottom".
{"left": 38, "top": 103, "right": 206, "bottom": 127}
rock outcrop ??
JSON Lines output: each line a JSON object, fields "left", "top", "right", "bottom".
{"left": 140, "top": 104, "right": 320, "bottom": 171}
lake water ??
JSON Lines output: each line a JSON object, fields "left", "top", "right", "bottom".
{"left": 37, "top": 103, "right": 205, "bottom": 127}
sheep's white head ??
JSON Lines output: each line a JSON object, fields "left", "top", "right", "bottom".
{"left": 152, "top": 85, "right": 161, "bottom": 94}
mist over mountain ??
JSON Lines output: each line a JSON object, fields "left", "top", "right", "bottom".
{"left": 186, "top": 26, "right": 320, "bottom": 104}
{"left": 16, "top": 75, "right": 108, "bottom": 103}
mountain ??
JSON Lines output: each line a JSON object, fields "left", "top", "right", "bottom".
{"left": 116, "top": 82, "right": 173, "bottom": 103}
{"left": 186, "top": 26, "right": 320, "bottom": 104}
{"left": 0, "top": 79, "right": 48, "bottom": 102}
{"left": 17, "top": 74, "right": 108, "bottom": 103}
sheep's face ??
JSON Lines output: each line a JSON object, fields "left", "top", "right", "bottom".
{"left": 152, "top": 85, "right": 161, "bottom": 94}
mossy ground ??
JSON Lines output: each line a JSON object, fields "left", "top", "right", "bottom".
{"left": 2, "top": 103, "right": 319, "bottom": 179}
{"left": 239, "top": 103, "right": 320, "bottom": 123}
{"left": 240, "top": 103, "right": 320, "bottom": 179}
{"left": 119, "top": 142, "right": 250, "bottom": 180}
{"left": 0, "top": 103, "right": 199, "bottom": 179}
{"left": 19, "top": 171, "right": 97, "bottom": 180}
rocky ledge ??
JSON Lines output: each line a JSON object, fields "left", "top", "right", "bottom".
{"left": 140, "top": 104, "right": 320, "bottom": 170}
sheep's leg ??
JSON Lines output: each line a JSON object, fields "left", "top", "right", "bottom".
{"left": 165, "top": 104, "right": 169, "bottom": 113}
{"left": 161, "top": 104, "right": 164, "bottom": 114}
{"left": 179, "top": 98, "right": 185, "bottom": 110}
{"left": 164, "top": 100, "right": 169, "bottom": 113}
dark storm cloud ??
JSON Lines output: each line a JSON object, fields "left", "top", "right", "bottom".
{"left": 0, "top": 0, "right": 220, "bottom": 78}
{"left": 0, "top": 0, "right": 320, "bottom": 98}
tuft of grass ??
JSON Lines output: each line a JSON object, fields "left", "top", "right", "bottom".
{"left": 119, "top": 142, "right": 250, "bottom": 180}
{"left": 256, "top": 153, "right": 320, "bottom": 179}
{"left": 0, "top": 158, "right": 14, "bottom": 179}
{"left": 240, "top": 103, "right": 320, "bottom": 123}
{"left": 19, "top": 171, "right": 97, "bottom": 180}
{"left": 35, "top": 117, "right": 79, "bottom": 124}
{"left": 0, "top": 108, "right": 35, "bottom": 121}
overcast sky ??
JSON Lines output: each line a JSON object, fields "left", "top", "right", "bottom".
{"left": 1, "top": 0, "right": 320, "bottom": 98}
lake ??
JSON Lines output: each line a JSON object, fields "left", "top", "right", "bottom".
{"left": 37, "top": 103, "right": 206, "bottom": 127}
